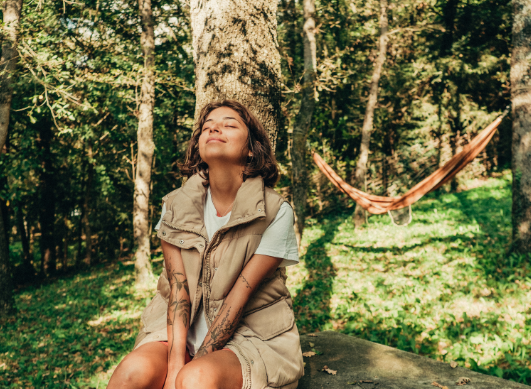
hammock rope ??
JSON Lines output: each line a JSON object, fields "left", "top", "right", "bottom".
{"left": 312, "top": 107, "right": 510, "bottom": 216}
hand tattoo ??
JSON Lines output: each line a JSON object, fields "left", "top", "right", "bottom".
{"left": 239, "top": 273, "right": 252, "bottom": 289}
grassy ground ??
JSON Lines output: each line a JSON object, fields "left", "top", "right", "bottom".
{"left": 1, "top": 173, "right": 530, "bottom": 387}
{"left": 289, "top": 172, "right": 531, "bottom": 385}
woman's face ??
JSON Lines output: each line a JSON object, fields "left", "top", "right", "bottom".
{"left": 198, "top": 107, "right": 250, "bottom": 167}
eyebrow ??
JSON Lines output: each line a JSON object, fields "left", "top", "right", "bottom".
{"left": 203, "top": 116, "right": 243, "bottom": 125}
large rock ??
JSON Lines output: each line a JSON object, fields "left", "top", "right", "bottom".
{"left": 298, "top": 331, "right": 528, "bottom": 389}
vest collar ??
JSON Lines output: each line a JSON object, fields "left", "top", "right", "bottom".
{"left": 171, "top": 173, "right": 266, "bottom": 240}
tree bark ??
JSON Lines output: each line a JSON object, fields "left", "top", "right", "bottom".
{"left": 291, "top": 0, "right": 316, "bottom": 244}
{"left": 38, "top": 121, "right": 57, "bottom": 276}
{"left": 16, "top": 205, "right": 34, "bottom": 277}
{"left": 0, "top": 204, "right": 15, "bottom": 315}
{"left": 449, "top": 88, "right": 462, "bottom": 192}
{"left": 133, "top": 0, "right": 155, "bottom": 284}
{"left": 511, "top": 0, "right": 531, "bottom": 254}
{"left": 0, "top": 0, "right": 23, "bottom": 318}
{"left": 82, "top": 144, "right": 94, "bottom": 266}
{"left": 190, "top": 0, "right": 282, "bottom": 149}
{"left": 0, "top": 0, "right": 23, "bottom": 150}
{"left": 353, "top": 0, "right": 388, "bottom": 228}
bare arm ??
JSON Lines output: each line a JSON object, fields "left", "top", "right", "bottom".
{"left": 161, "top": 240, "right": 191, "bottom": 387}
{"left": 193, "top": 254, "right": 283, "bottom": 359}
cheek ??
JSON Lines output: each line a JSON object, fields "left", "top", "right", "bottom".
{"left": 198, "top": 134, "right": 208, "bottom": 157}
{"left": 231, "top": 131, "right": 249, "bottom": 151}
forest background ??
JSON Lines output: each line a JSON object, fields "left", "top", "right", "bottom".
{"left": 2, "top": 0, "right": 530, "bottom": 387}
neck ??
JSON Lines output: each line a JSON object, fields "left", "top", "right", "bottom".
{"left": 208, "top": 163, "right": 244, "bottom": 216}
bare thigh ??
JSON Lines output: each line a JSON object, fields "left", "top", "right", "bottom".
{"left": 107, "top": 342, "right": 168, "bottom": 389}
{"left": 176, "top": 350, "right": 242, "bottom": 389}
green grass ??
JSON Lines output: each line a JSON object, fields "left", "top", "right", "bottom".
{"left": 288, "top": 172, "right": 531, "bottom": 384}
{"left": 0, "top": 261, "right": 163, "bottom": 388}
{"left": 1, "top": 173, "right": 530, "bottom": 387}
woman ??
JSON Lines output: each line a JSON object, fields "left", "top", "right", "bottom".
{"left": 108, "top": 100, "right": 304, "bottom": 389}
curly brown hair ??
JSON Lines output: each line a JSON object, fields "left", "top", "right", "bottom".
{"left": 180, "top": 100, "right": 279, "bottom": 188}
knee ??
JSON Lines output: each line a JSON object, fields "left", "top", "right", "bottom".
{"left": 108, "top": 353, "right": 158, "bottom": 389}
{"left": 176, "top": 363, "right": 218, "bottom": 389}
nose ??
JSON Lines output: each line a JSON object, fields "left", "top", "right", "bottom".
{"left": 209, "top": 121, "right": 221, "bottom": 133}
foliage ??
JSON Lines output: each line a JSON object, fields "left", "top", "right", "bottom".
{"left": 3, "top": 0, "right": 195, "bottom": 275}
{"left": 277, "top": 0, "right": 511, "bottom": 205}
{"left": 289, "top": 173, "right": 531, "bottom": 384}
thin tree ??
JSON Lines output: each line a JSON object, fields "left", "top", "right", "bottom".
{"left": 38, "top": 120, "right": 57, "bottom": 275}
{"left": 133, "top": 0, "right": 156, "bottom": 284}
{"left": 291, "top": 0, "right": 317, "bottom": 243}
{"left": 0, "top": 0, "right": 23, "bottom": 315}
{"left": 511, "top": 0, "right": 531, "bottom": 254}
{"left": 190, "top": 0, "right": 282, "bottom": 147}
{"left": 353, "top": 0, "right": 388, "bottom": 228}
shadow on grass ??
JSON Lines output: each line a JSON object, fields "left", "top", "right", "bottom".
{"left": 292, "top": 219, "right": 339, "bottom": 334}
{"left": 0, "top": 261, "right": 164, "bottom": 388}
{"left": 293, "top": 183, "right": 531, "bottom": 384}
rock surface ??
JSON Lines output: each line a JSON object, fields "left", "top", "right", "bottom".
{"left": 298, "top": 331, "right": 528, "bottom": 389}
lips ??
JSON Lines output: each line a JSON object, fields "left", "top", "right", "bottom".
{"left": 207, "top": 138, "right": 226, "bottom": 143}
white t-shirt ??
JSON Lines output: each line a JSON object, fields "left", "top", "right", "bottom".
{"left": 155, "top": 187, "right": 299, "bottom": 354}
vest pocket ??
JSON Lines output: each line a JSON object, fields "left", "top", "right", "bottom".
{"left": 243, "top": 299, "right": 294, "bottom": 341}
{"left": 141, "top": 291, "right": 168, "bottom": 333}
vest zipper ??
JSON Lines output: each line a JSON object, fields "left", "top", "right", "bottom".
{"left": 164, "top": 212, "right": 267, "bottom": 327}
{"left": 201, "top": 210, "right": 267, "bottom": 325}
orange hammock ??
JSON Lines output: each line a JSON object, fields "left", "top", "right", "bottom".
{"left": 312, "top": 109, "right": 509, "bottom": 215}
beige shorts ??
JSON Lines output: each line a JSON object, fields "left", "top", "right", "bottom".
{"left": 226, "top": 329, "right": 301, "bottom": 389}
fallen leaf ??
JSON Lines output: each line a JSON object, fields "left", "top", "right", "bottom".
{"left": 302, "top": 351, "right": 316, "bottom": 357}
{"left": 432, "top": 382, "right": 448, "bottom": 389}
{"left": 308, "top": 334, "right": 318, "bottom": 337}
{"left": 456, "top": 377, "right": 471, "bottom": 386}
{"left": 321, "top": 365, "right": 337, "bottom": 375}
{"left": 309, "top": 342, "right": 315, "bottom": 347}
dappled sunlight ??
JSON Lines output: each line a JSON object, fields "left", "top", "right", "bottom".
{"left": 288, "top": 173, "right": 531, "bottom": 384}
{"left": 0, "top": 261, "right": 164, "bottom": 387}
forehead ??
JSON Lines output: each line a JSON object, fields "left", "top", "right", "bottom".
{"left": 205, "top": 107, "right": 243, "bottom": 122}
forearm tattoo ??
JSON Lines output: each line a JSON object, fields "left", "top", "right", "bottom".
{"left": 239, "top": 273, "right": 252, "bottom": 289}
{"left": 193, "top": 303, "right": 244, "bottom": 360}
{"left": 167, "top": 268, "right": 190, "bottom": 358}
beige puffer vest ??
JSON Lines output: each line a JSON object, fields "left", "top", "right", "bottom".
{"left": 134, "top": 174, "right": 304, "bottom": 389}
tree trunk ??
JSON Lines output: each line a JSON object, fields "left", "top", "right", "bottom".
{"left": 0, "top": 0, "right": 23, "bottom": 318}
{"left": 511, "top": 0, "right": 531, "bottom": 254}
{"left": 133, "top": 0, "right": 155, "bottom": 285}
{"left": 382, "top": 122, "right": 394, "bottom": 196}
{"left": 353, "top": 0, "right": 388, "bottom": 228}
{"left": 190, "top": 0, "right": 283, "bottom": 149}
{"left": 0, "top": 0, "right": 23, "bottom": 149}
{"left": 290, "top": 0, "right": 316, "bottom": 244}
{"left": 16, "top": 206, "right": 34, "bottom": 277}
{"left": 0, "top": 205, "right": 15, "bottom": 315}
{"left": 82, "top": 144, "right": 94, "bottom": 266}
{"left": 38, "top": 121, "right": 57, "bottom": 276}
{"left": 56, "top": 214, "right": 68, "bottom": 272}
{"left": 449, "top": 88, "right": 462, "bottom": 192}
